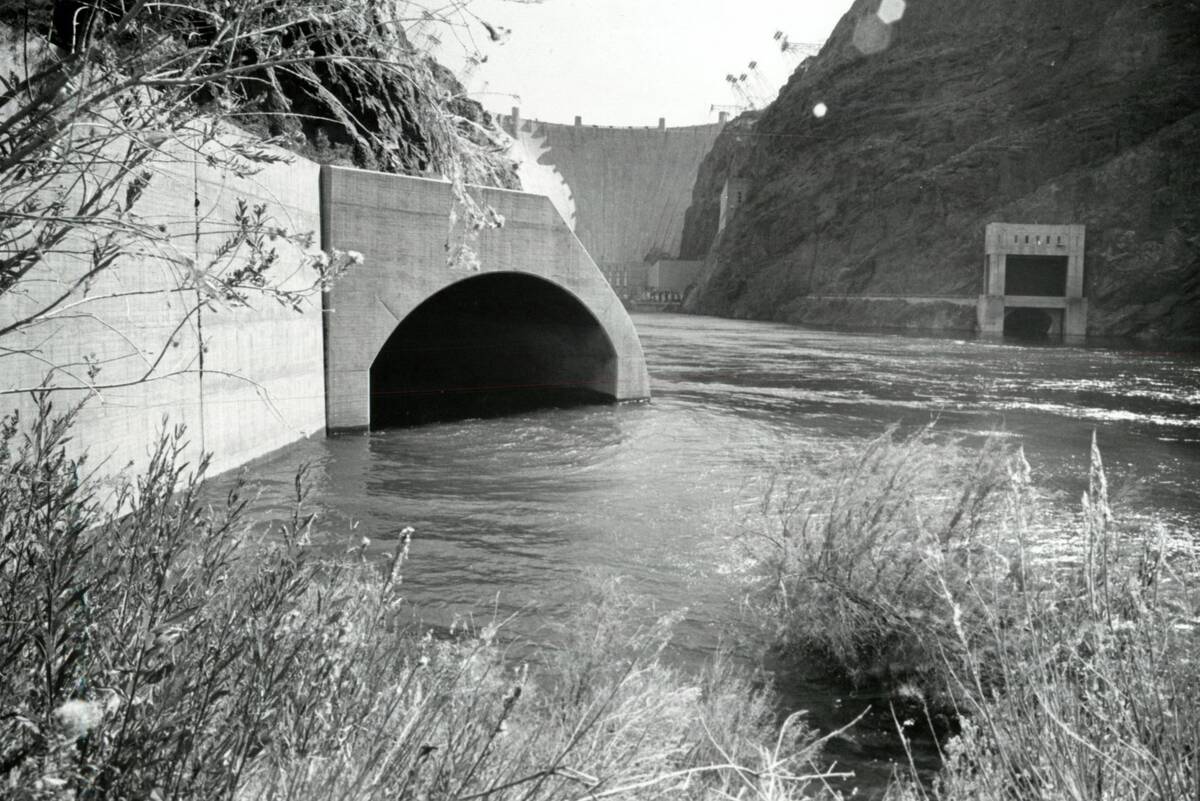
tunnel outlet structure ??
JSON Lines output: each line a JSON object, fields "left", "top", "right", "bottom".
{"left": 977, "top": 222, "right": 1087, "bottom": 342}
{"left": 320, "top": 165, "right": 650, "bottom": 430}
{"left": 369, "top": 273, "right": 619, "bottom": 427}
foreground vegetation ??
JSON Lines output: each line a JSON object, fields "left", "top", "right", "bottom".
{"left": 748, "top": 427, "right": 1200, "bottom": 800}
{"left": 0, "top": 399, "right": 850, "bottom": 801}
{"left": 5, "top": 396, "right": 1197, "bottom": 801}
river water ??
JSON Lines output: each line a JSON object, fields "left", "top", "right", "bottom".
{"left": 236, "top": 313, "right": 1200, "bottom": 795}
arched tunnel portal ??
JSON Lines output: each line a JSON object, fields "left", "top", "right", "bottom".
{"left": 1003, "top": 307, "right": 1061, "bottom": 340}
{"left": 369, "top": 273, "right": 619, "bottom": 428}
{"left": 320, "top": 165, "right": 650, "bottom": 431}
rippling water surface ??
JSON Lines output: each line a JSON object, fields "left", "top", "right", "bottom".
{"left": 237, "top": 313, "right": 1200, "bottom": 794}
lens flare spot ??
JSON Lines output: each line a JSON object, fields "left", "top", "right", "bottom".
{"left": 812, "top": 102, "right": 828, "bottom": 119}
{"left": 852, "top": 14, "right": 893, "bottom": 55}
{"left": 877, "top": 0, "right": 906, "bottom": 25}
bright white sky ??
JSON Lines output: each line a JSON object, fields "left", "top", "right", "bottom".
{"left": 428, "top": 0, "right": 850, "bottom": 126}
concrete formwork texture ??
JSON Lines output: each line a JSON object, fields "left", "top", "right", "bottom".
{"left": 0, "top": 132, "right": 326, "bottom": 487}
{"left": 320, "top": 165, "right": 651, "bottom": 431}
{"left": 3, "top": 126, "right": 656, "bottom": 480}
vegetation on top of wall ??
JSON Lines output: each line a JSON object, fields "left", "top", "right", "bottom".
{"left": 1, "top": 0, "right": 517, "bottom": 185}
{"left": 1, "top": 0, "right": 516, "bottom": 398}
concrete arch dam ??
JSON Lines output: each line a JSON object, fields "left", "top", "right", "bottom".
{"left": 499, "top": 113, "right": 725, "bottom": 274}
{"left": 320, "top": 165, "right": 650, "bottom": 431}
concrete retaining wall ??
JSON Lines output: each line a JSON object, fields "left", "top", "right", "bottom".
{"left": 3, "top": 105, "right": 662, "bottom": 480}
{"left": 0, "top": 138, "right": 325, "bottom": 486}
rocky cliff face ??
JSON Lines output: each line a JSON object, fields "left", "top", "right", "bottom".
{"left": 678, "top": 113, "right": 760, "bottom": 259}
{"left": 682, "top": 0, "right": 1200, "bottom": 341}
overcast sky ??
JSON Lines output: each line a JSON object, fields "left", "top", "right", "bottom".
{"left": 430, "top": 0, "right": 850, "bottom": 127}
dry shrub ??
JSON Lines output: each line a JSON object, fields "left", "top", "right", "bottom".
{"left": 748, "top": 426, "right": 1016, "bottom": 699}
{"left": 901, "top": 440, "right": 1200, "bottom": 801}
{"left": 0, "top": 397, "right": 844, "bottom": 801}
{"left": 747, "top": 426, "right": 1200, "bottom": 800}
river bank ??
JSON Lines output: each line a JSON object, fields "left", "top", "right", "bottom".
{"left": 6, "top": 313, "right": 1198, "bottom": 798}
{"left": 6, "top": 382, "right": 1195, "bottom": 800}
{"left": 1, "top": 400, "right": 847, "bottom": 801}
{"left": 215, "top": 313, "right": 1199, "bottom": 797}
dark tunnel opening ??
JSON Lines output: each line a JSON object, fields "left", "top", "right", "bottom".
{"left": 1004, "top": 307, "right": 1055, "bottom": 340}
{"left": 1005, "top": 255, "right": 1068, "bottom": 296}
{"left": 369, "top": 273, "right": 618, "bottom": 428}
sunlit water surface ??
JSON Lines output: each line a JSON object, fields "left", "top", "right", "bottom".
{"left": 231, "top": 314, "right": 1200, "bottom": 796}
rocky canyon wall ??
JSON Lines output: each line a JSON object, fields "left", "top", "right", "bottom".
{"left": 682, "top": 0, "right": 1200, "bottom": 342}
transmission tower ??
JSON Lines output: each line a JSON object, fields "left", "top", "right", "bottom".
{"left": 746, "top": 61, "right": 774, "bottom": 101}
{"left": 725, "top": 73, "right": 757, "bottom": 109}
{"left": 459, "top": 51, "right": 488, "bottom": 84}
{"left": 773, "top": 31, "right": 822, "bottom": 63}
{"left": 737, "top": 73, "right": 767, "bottom": 107}
{"left": 408, "top": 9, "right": 437, "bottom": 45}
{"left": 710, "top": 103, "right": 747, "bottom": 116}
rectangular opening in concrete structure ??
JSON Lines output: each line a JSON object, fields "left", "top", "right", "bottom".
{"left": 1005, "top": 255, "right": 1068, "bottom": 296}
{"left": 1003, "top": 307, "right": 1063, "bottom": 340}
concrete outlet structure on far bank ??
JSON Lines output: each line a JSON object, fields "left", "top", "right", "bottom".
{"left": 977, "top": 222, "right": 1087, "bottom": 342}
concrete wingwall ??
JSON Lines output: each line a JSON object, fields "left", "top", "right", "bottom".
{"left": 499, "top": 114, "right": 725, "bottom": 271}
{"left": 0, "top": 138, "right": 326, "bottom": 487}
{"left": 2, "top": 140, "right": 655, "bottom": 480}
{"left": 4, "top": 118, "right": 666, "bottom": 481}
{"left": 320, "top": 165, "right": 650, "bottom": 431}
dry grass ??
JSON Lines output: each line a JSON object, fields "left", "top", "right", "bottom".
{"left": 746, "top": 426, "right": 1015, "bottom": 701}
{"left": 746, "top": 427, "right": 1200, "bottom": 801}
{"left": 0, "top": 397, "right": 845, "bottom": 801}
